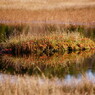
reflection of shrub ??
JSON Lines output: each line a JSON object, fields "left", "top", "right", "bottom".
{"left": 0, "top": 50, "right": 95, "bottom": 78}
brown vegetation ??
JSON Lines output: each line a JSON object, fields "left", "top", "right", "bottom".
{"left": 0, "top": 1, "right": 95, "bottom": 94}
{"left": 5, "top": 32, "right": 95, "bottom": 55}
{"left": 0, "top": 0, "right": 95, "bottom": 25}
{"left": 0, "top": 75, "right": 95, "bottom": 95}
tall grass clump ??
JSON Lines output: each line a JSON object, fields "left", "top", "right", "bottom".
{"left": 4, "top": 32, "right": 95, "bottom": 55}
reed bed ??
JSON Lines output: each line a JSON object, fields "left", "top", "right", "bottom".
{"left": 1, "top": 0, "right": 95, "bottom": 10}
{"left": 0, "top": 75, "right": 95, "bottom": 95}
{"left": 0, "top": 1, "right": 95, "bottom": 94}
{"left": 0, "top": 0, "right": 95, "bottom": 25}
{"left": 0, "top": 24, "right": 95, "bottom": 55}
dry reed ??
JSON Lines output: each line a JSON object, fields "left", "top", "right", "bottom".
{"left": 0, "top": 0, "right": 95, "bottom": 25}
{"left": 0, "top": 75, "right": 95, "bottom": 95}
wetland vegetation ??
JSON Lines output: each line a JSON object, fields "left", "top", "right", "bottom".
{"left": 0, "top": 23, "right": 95, "bottom": 95}
{"left": 1, "top": 24, "right": 95, "bottom": 55}
{"left": 0, "top": 0, "right": 95, "bottom": 94}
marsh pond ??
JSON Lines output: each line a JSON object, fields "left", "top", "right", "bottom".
{"left": 0, "top": 24, "right": 95, "bottom": 85}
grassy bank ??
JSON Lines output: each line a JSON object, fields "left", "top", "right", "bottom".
{"left": 0, "top": 75, "right": 95, "bottom": 95}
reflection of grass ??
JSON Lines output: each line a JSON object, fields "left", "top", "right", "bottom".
{"left": 1, "top": 50, "right": 95, "bottom": 77}
{"left": 0, "top": 75, "right": 95, "bottom": 95}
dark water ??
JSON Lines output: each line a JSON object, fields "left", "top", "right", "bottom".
{"left": 0, "top": 50, "right": 95, "bottom": 84}
{"left": 0, "top": 24, "right": 95, "bottom": 83}
{"left": 0, "top": 50, "right": 95, "bottom": 78}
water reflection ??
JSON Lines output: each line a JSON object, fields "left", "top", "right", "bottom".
{"left": 64, "top": 70, "right": 95, "bottom": 85}
{"left": 0, "top": 73, "right": 17, "bottom": 83}
{"left": 0, "top": 50, "right": 95, "bottom": 78}
{"left": 1, "top": 70, "right": 95, "bottom": 85}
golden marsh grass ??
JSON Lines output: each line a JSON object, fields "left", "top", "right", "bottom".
{"left": 0, "top": 75, "right": 95, "bottom": 95}
{"left": 0, "top": 24, "right": 94, "bottom": 55}
{"left": 5, "top": 32, "right": 95, "bottom": 55}
{"left": 0, "top": 1, "right": 95, "bottom": 94}
{"left": 0, "top": 0, "right": 95, "bottom": 25}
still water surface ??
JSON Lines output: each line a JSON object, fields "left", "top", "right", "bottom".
{"left": 0, "top": 50, "right": 95, "bottom": 84}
